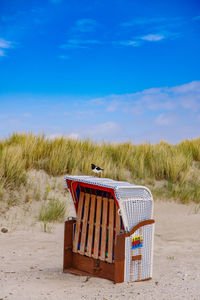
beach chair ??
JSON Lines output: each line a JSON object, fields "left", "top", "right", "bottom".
{"left": 63, "top": 176, "right": 155, "bottom": 283}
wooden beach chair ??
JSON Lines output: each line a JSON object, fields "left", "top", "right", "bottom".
{"left": 63, "top": 176, "right": 155, "bottom": 283}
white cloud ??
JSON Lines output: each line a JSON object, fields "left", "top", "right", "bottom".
{"left": 2, "top": 81, "right": 200, "bottom": 144}
{"left": 60, "top": 19, "right": 99, "bottom": 53}
{"left": 48, "top": 133, "right": 64, "bottom": 140}
{"left": 132, "top": 124, "right": 199, "bottom": 144}
{"left": 48, "top": 132, "right": 79, "bottom": 140}
{"left": 87, "top": 81, "right": 200, "bottom": 143}
{"left": 155, "top": 113, "right": 176, "bottom": 126}
{"left": 9, "top": 119, "right": 20, "bottom": 125}
{"left": 113, "top": 32, "right": 179, "bottom": 48}
{"left": 171, "top": 81, "right": 200, "bottom": 94}
{"left": 73, "top": 18, "right": 97, "bottom": 33}
{"left": 113, "top": 40, "right": 141, "bottom": 47}
{"left": 60, "top": 39, "right": 101, "bottom": 49}
{"left": 119, "top": 16, "right": 181, "bottom": 48}
{"left": 141, "top": 34, "right": 165, "bottom": 41}
{"left": 22, "top": 113, "right": 32, "bottom": 118}
{"left": 106, "top": 101, "right": 121, "bottom": 112}
{"left": 74, "top": 110, "right": 94, "bottom": 119}
{"left": 121, "top": 17, "right": 167, "bottom": 27}
{"left": 96, "top": 122, "right": 119, "bottom": 133}
{"left": 0, "top": 38, "right": 12, "bottom": 48}
{"left": 0, "top": 38, "right": 12, "bottom": 56}
{"left": 83, "top": 122, "right": 120, "bottom": 139}
{"left": 68, "top": 132, "right": 79, "bottom": 139}
{"left": 58, "top": 55, "right": 70, "bottom": 60}
{"left": 90, "top": 81, "right": 200, "bottom": 114}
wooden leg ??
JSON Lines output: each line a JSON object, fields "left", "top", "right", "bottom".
{"left": 63, "top": 219, "right": 76, "bottom": 271}
{"left": 114, "top": 233, "right": 125, "bottom": 283}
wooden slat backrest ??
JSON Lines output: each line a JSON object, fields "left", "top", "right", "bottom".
{"left": 72, "top": 191, "right": 121, "bottom": 263}
{"left": 106, "top": 199, "right": 114, "bottom": 263}
{"left": 100, "top": 197, "right": 108, "bottom": 260}
{"left": 93, "top": 196, "right": 102, "bottom": 259}
{"left": 73, "top": 191, "right": 84, "bottom": 253}
{"left": 85, "top": 194, "right": 96, "bottom": 257}
{"left": 79, "top": 193, "right": 90, "bottom": 254}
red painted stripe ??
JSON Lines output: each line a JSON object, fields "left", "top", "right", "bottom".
{"left": 66, "top": 179, "right": 119, "bottom": 211}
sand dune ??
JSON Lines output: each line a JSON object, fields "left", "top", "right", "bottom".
{"left": 0, "top": 198, "right": 200, "bottom": 300}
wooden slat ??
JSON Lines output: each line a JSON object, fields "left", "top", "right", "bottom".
{"left": 79, "top": 193, "right": 90, "bottom": 254}
{"left": 73, "top": 192, "right": 84, "bottom": 253}
{"left": 93, "top": 196, "right": 102, "bottom": 259}
{"left": 114, "top": 234, "right": 125, "bottom": 283}
{"left": 85, "top": 194, "right": 96, "bottom": 257}
{"left": 115, "top": 206, "right": 121, "bottom": 236}
{"left": 137, "top": 227, "right": 143, "bottom": 281}
{"left": 63, "top": 219, "right": 76, "bottom": 271}
{"left": 100, "top": 197, "right": 108, "bottom": 260}
{"left": 107, "top": 199, "right": 114, "bottom": 263}
{"left": 132, "top": 255, "right": 142, "bottom": 261}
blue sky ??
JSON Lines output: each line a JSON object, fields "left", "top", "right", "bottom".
{"left": 0, "top": 0, "right": 200, "bottom": 143}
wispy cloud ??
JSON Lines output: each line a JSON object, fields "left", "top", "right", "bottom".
{"left": 155, "top": 113, "right": 177, "bottom": 126}
{"left": 59, "top": 18, "right": 99, "bottom": 52}
{"left": 74, "top": 110, "right": 94, "bottom": 119}
{"left": 87, "top": 81, "right": 200, "bottom": 143}
{"left": 112, "top": 40, "right": 141, "bottom": 47}
{"left": 121, "top": 16, "right": 184, "bottom": 30}
{"left": 60, "top": 16, "right": 181, "bottom": 53}
{"left": 171, "top": 81, "right": 200, "bottom": 94}
{"left": 141, "top": 33, "right": 165, "bottom": 41}
{"left": 90, "top": 81, "right": 200, "bottom": 113}
{"left": 83, "top": 121, "right": 120, "bottom": 138}
{"left": 117, "top": 16, "right": 182, "bottom": 48}
{"left": 0, "top": 38, "right": 13, "bottom": 56}
{"left": 58, "top": 55, "right": 70, "bottom": 60}
{"left": 121, "top": 17, "right": 167, "bottom": 27}
{"left": 106, "top": 100, "right": 121, "bottom": 112}
{"left": 68, "top": 132, "right": 79, "bottom": 139}
{"left": 1, "top": 81, "right": 200, "bottom": 143}
{"left": 48, "top": 132, "right": 79, "bottom": 140}
{"left": 73, "top": 18, "right": 97, "bottom": 33}
{"left": 0, "top": 39, "right": 12, "bottom": 48}
{"left": 60, "top": 39, "right": 101, "bottom": 49}
{"left": 114, "top": 31, "right": 180, "bottom": 47}
{"left": 22, "top": 113, "right": 32, "bottom": 118}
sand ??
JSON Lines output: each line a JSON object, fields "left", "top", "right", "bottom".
{"left": 0, "top": 197, "right": 200, "bottom": 300}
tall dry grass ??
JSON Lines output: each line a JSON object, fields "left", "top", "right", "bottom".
{"left": 0, "top": 133, "right": 200, "bottom": 204}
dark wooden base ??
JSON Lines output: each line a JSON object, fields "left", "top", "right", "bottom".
{"left": 63, "top": 252, "right": 115, "bottom": 281}
{"left": 63, "top": 219, "right": 125, "bottom": 283}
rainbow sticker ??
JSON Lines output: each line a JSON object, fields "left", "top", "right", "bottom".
{"left": 131, "top": 235, "right": 143, "bottom": 249}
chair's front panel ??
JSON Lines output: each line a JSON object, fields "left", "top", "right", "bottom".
{"left": 72, "top": 191, "right": 122, "bottom": 263}
{"left": 124, "top": 222, "right": 154, "bottom": 282}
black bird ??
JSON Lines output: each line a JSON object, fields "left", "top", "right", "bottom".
{"left": 91, "top": 163, "right": 104, "bottom": 175}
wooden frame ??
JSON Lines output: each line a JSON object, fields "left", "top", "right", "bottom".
{"left": 63, "top": 218, "right": 123, "bottom": 283}
{"left": 63, "top": 204, "right": 155, "bottom": 283}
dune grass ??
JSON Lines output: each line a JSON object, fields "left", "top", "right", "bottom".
{"left": 0, "top": 133, "right": 200, "bottom": 204}
{"left": 39, "top": 197, "right": 66, "bottom": 222}
{"left": 39, "top": 197, "right": 66, "bottom": 232}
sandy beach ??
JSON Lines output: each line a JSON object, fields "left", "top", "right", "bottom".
{"left": 1, "top": 198, "right": 200, "bottom": 300}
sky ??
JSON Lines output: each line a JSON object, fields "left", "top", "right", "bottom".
{"left": 0, "top": 0, "right": 200, "bottom": 143}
